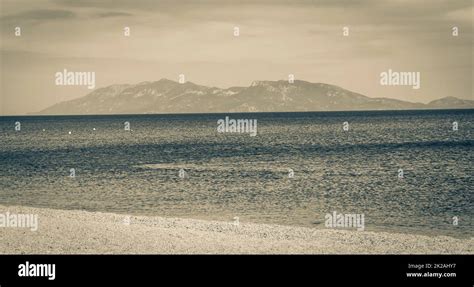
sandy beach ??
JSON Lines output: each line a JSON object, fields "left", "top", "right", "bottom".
{"left": 0, "top": 205, "right": 472, "bottom": 254}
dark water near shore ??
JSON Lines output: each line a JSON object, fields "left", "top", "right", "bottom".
{"left": 0, "top": 110, "right": 472, "bottom": 238}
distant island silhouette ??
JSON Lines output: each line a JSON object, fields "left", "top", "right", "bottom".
{"left": 37, "top": 79, "right": 474, "bottom": 115}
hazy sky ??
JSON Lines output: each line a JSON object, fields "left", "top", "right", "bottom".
{"left": 0, "top": 0, "right": 472, "bottom": 115}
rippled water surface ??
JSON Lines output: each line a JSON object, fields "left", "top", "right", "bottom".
{"left": 0, "top": 110, "right": 472, "bottom": 238}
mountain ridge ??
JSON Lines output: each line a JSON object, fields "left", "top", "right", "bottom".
{"left": 36, "top": 79, "right": 474, "bottom": 115}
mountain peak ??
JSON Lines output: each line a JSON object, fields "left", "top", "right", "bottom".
{"left": 249, "top": 79, "right": 328, "bottom": 88}
{"left": 427, "top": 96, "right": 474, "bottom": 109}
{"left": 250, "top": 80, "right": 291, "bottom": 86}
{"left": 250, "top": 80, "right": 266, "bottom": 87}
{"left": 156, "top": 78, "right": 177, "bottom": 84}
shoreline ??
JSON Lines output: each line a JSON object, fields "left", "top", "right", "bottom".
{"left": 0, "top": 205, "right": 472, "bottom": 254}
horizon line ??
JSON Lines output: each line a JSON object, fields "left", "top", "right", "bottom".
{"left": 1, "top": 108, "right": 473, "bottom": 117}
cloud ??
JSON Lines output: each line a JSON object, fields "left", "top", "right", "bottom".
{"left": 1, "top": 9, "right": 76, "bottom": 23}
{"left": 95, "top": 11, "right": 133, "bottom": 18}
{"left": 24, "top": 0, "right": 474, "bottom": 29}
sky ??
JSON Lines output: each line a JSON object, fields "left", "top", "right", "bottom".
{"left": 0, "top": 0, "right": 472, "bottom": 115}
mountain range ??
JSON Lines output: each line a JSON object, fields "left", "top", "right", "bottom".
{"left": 37, "top": 79, "right": 474, "bottom": 115}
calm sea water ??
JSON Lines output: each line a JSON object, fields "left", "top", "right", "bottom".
{"left": 0, "top": 110, "right": 472, "bottom": 238}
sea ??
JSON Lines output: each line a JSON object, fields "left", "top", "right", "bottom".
{"left": 0, "top": 110, "right": 472, "bottom": 238}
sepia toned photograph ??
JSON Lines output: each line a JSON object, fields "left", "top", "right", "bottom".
{"left": 0, "top": 0, "right": 472, "bottom": 284}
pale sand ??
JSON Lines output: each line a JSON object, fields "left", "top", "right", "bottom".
{"left": 0, "top": 205, "right": 472, "bottom": 254}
